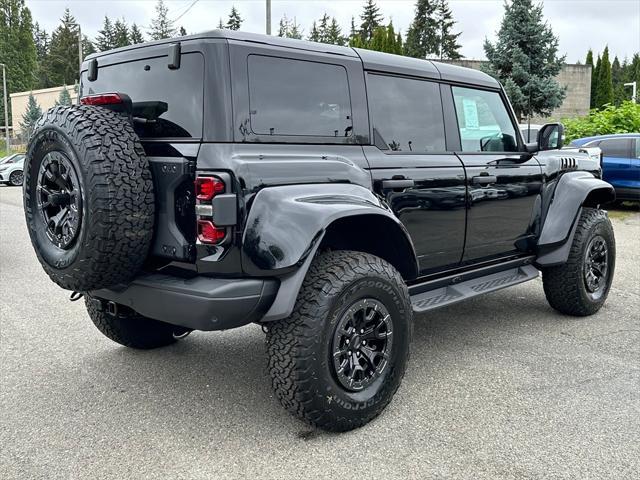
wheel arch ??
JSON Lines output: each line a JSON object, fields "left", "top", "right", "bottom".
{"left": 536, "top": 172, "right": 615, "bottom": 267}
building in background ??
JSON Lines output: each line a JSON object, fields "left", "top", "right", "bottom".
{"left": 9, "top": 85, "right": 75, "bottom": 136}
{"left": 441, "top": 60, "right": 591, "bottom": 124}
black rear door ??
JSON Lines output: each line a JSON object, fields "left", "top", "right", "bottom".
{"left": 364, "top": 74, "right": 467, "bottom": 275}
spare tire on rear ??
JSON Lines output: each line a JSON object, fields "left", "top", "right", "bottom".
{"left": 24, "top": 105, "right": 154, "bottom": 291}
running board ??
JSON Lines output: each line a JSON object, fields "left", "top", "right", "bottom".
{"left": 410, "top": 265, "right": 539, "bottom": 314}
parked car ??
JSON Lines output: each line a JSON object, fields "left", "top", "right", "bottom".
{"left": 570, "top": 134, "right": 640, "bottom": 201}
{"left": 24, "top": 30, "right": 616, "bottom": 432}
{"left": 0, "top": 153, "right": 25, "bottom": 186}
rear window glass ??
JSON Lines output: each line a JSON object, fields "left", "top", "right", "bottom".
{"left": 80, "top": 52, "right": 204, "bottom": 139}
{"left": 367, "top": 74, "right": 445, "bottom": 152}
{"left": 247, "top": 55, "right": 353, "bottom": 137}
{"left": 598, "top": 138, "right": 631, "bottom": 158}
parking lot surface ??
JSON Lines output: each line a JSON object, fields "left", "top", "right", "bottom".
{"left": 1, "top": 185, "right": 639, "bottom": 480}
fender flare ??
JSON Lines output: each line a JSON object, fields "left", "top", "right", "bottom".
{"left": 240, "top": 183, "right": 418, "bottom": 321}
{"left": 535, "top": 171, "right": 615, "bottom": 266}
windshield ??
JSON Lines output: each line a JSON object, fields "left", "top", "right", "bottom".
{"left": 0, "top": 154, "right": 24, "bottom": 164}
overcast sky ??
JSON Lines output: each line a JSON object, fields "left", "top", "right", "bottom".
{"left": 26, "top": 0, "right": 640, "bottom": 63}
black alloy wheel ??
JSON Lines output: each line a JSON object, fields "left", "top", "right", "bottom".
{"left": 583, "top": 235, "right": 609, "bottom": 300}
{"left": 37, "top": 151, "right": 82, "bottom": 250}
{"left": 332, "top": 298, "right": 393, "bottom": 392}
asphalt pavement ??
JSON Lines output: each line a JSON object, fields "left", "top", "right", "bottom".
{"left": 1, "top": 185, "right": 639, "bottom": 480}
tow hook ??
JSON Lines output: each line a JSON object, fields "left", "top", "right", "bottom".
{"left": 69, "top": 291, "right": 84, "bottom": 302}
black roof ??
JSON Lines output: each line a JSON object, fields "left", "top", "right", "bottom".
{"left": 86, "top": 29, "right": 499, "bottom": 88}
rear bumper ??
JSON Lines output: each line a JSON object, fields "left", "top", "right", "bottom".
{"left": 91, "top": 273, "right": 278, "bottom": 331}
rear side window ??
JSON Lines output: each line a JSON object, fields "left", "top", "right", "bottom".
{"left": 81, "top": 53, "right": 204, "bottom": 139}
{"left": 367, "top": 74, "right": 445, "bottom": 152}
{"left": 598, "top": 138, "right": 631, "bottom": 158}
{"left": 247, "top": 55, "right": 353, "bottom": 137}
{"left": 452, "top": 86, "right": 519, "bottom": 152}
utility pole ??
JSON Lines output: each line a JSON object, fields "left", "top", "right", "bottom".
{"left": 624, "top": 82, "right": 637, "bottom": 103}
{"left": 0, "top": 63, "right": 9, "bottom": 153}
{"left": 266, "top": 0, "right": 271, "bottom": 35}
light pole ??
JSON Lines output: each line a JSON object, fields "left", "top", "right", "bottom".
{"left": 624, "top": 82, "right": 637, "bottom": 103}
{"left": 266, "top": 0, "right": 271, "bottom": 35}
{"left": 0, "top": 63, "right": 9, "bottom": 153}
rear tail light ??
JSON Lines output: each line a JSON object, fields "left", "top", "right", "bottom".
{"left": 195, "top": 176, "right": 225, "bottom": 201}
{"left": 195, "top": 175, "right": 227, "bottom": 245}
{"left": 80, "top": 93, "right": 123, "bottom": 106}
{"left": 197, "top": 220, "right": 226, "bottom": 243}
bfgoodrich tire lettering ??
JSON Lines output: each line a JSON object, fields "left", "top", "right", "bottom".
{"left": 266, "top": 250, "right": 412, "bottom": 432}
{"left": 24, "top": 106, "right": 154, "bottom": 291}
{"left": 542, "top": 208, "right": 615, "bottom": 316}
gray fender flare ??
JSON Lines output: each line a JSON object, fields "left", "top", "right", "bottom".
{"left": 535, "top": 171, "right": 615, "bottom": 266}
{"left": 241, "top": 183, "right": 418, "bottom": 321}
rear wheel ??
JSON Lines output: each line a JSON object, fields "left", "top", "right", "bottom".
{"left": 85, "top": 296, "right": 190, "bottom": 349}
{"left": 266, "top": 251, "right": 412, "bottom": 432}
{"left": 9, "top": 170, "right": 23, "bottom": 186}
{"left": 542, "top": 208, "right": 615, "bottom": 316}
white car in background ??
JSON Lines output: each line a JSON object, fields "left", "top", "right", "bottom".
{"left": 0, "top": 153, "right": 25, "bottom": 186}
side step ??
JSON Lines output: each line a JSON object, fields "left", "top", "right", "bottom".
{"left": 410, "top": 265, "right": 539, "bottom": 314}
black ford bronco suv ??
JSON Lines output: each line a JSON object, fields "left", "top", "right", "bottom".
{"left": 24, "top": 31, "right": 616, "bottom": 432}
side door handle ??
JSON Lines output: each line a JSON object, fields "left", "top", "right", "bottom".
{"left": 382, "top": 179, "right": 415, "bottom": 190}
{"left": 472, "top": 175, "right": 497, "bottom": 185}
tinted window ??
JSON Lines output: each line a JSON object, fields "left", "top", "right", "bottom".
{"left": 367, "top": 74, "right": 445, "bottom": 152}
{"left": 599, "top": 138, "right": 631, "bottom": 158}
{"left": 81, "top": 53, "right": 204, "bottom": 139}
{"left": 248, "top": 55, "right": 352, "bottom": 137}
{"left": 453, "top": 87, "right": 518, "bottom": 152}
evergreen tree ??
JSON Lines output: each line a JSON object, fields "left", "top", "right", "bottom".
{"left": 363, "top": 21, "right": 402, "bottom": 54}
{"left": 611, "top": 56, "right": 625, "bottom": 105}
{"left": 55, "top": 85, "right": 72, "bottom": 106}
{"left": 359, "top": 0, "right": 383, "bottom": 43}
{"left": 483, "top": 0, "right": 566, "bottom": 120}
{"left": 217, "top": 18, "right": 224, "bottom": 29}
{"left": 130, "top": 23, "right": 144, "bottom": 44}
{"left": 592, "top": 54, "right": 601, "bottom": 108}
{"left": 33, "top": 22, "right": 51, "bottom": 88}
{"left": 278, "top": 15, "right": 303, "bottom": 39}
{"left": 317, "top": 13, "right": 330, "bottom": 43}
{"left": 113, "top": 18, "right": 130, "bottom": 48}
{"left": 308, "top": 21, "right": 320, "bottom": 42}
{"left": 82, "top": 35, "right": 96, "bottom": 57}
{"left": 404, "top": 0, "right": 438, "bottom": 59}
{"left": 20, "top": 93, "right": 42, "bottom": 139}
{"left": 226, "top": 6, "right": 243, "bottom": 31}
{"left": 148, "top": 0, "right": 176, "bottom": 40}
{"left": 436, "top": 0, "right": 461, "bottom": 59}
{"left": 595, "top": 46, "right": 613, "bottom": 107}
{"left": 326, "top": 17, "right": 346, "bottom": 46}
{"left": 43, "top": 9, "right": 81, "bottom": 87}
{"left": 0, "top": 0, "right": 38, "bottom": 124}
{"left": 586, "top": 49, "right": 597, "bottom": 108}
{"left": 95, "top": 16, "right": 115, "bottom": 51}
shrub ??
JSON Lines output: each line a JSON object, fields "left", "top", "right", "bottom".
{"left": 563, "top": 101, "right": 640, "bottom": 142}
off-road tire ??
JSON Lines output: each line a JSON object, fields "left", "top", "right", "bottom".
{"left": 266, "top": 250, "right": 413, "bottom": 432}
{"left": 24, "top": 106, "right": 154, "bottom": 291}
{"left": 542, "top": 208, "right": 615, "bottom": 316}
{"left": 9, "top": 170, "right": 23, "bottom": 186}
{"left": 85, "top": 295, "right": 189, "bottom": 349}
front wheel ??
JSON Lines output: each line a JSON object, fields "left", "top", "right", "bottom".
{"left": 542, "top": 208, "right": 615, "bottom": 316}
{"left": 266, "top": 251, "right": 413, "bottom": 432}
{"left": 9, "top": 170, "right": 23, "bottom": 186}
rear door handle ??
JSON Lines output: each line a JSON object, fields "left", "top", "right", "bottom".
{"left": 382, "top": 179, "right": 415, "bottom": 189}
{"left": 472, "top": 175, "right": 497, "bottom": 185}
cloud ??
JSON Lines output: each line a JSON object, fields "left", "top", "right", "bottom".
{"left": 26, "top": 0, "right": 640, "bottom": 62}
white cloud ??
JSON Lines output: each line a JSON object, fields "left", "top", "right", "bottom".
{"left": 26, "top": 0, "right": 640, "bottom": 62}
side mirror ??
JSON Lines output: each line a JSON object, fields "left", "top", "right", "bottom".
{"left": 537, "top": 123, "right": 564, "bottom": 151}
